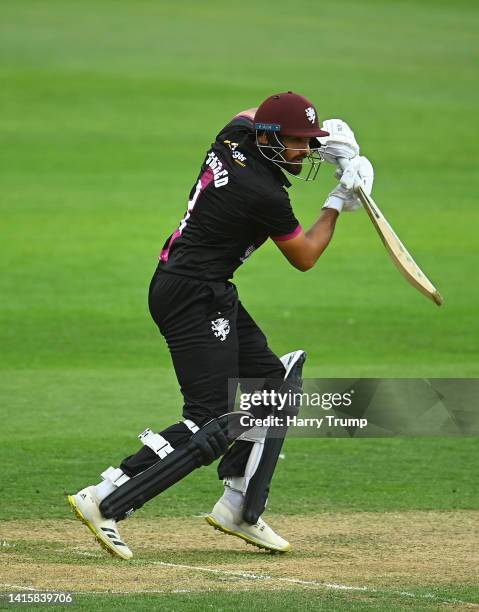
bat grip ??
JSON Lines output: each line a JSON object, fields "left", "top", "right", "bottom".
{"left": 337, "top": 156, "right": 367, "bottom": 203}
{"left": 337, "top": 157, "right": 367, "bottom": 199}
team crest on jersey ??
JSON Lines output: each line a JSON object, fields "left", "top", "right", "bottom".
{"left": 211, "top": 317, "right": 230, "bottom": 341}
{"left": 305, "top": 107, "right": 316, "bottom": 124}
{"left": 224, "top": 140, "right": 247, "bottom": 167}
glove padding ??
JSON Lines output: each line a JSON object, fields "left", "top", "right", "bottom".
{"left": 323, "top": 156, "right": 374, "bottom": 213}
{"left": 317, "top": 119, "right": 360, "bottom": 165}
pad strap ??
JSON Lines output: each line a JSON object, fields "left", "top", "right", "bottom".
{"left": 101, "top": 466, "right": 130, "bottom": 487}
{"left": 183, "top": 419, "right": 199, "bottom": 433}
{"left": 139, "top": 428, "right": 174, "bottom": 459}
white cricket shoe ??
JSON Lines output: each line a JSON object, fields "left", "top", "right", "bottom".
{"left": 206, "top": 497, "right": 290, "bottom": 553}
{"left": 67, "top": 486, "right": 133, "bottom": 560}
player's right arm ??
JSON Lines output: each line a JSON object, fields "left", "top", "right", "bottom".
{"left": 275, "top": 155, "right": 374, "bottom": 271}
{"left": 273, "top": 209, "right": 339, "bottom": 271}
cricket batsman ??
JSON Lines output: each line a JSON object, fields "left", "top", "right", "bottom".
{"left": 68, "top": 91, "right": 374, "bottom": 559}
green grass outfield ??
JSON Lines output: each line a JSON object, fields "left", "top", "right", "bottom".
{"left": 1, "top": 0, "right": 479, "bottom": 609}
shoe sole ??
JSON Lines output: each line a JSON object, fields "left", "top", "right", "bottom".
{"left": 67, "top": 495, "right": 132, "bottom": 560}
{"left": 205, "top": 515, "right": 290, "bottom": 554}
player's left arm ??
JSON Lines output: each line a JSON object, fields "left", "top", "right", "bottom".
{"left": 233, "top": 108, "right": 257, "bottom": 121}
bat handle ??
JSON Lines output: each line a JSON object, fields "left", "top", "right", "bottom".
{"left": 337, "top": 157, "right": 368, "bottom": 204}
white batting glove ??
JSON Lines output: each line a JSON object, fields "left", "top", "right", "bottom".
{"left": 322, "top": 156, "right": 374, "bottom": 213}
{"left": 317, "top": 119, "right": 360, "bottom": 165}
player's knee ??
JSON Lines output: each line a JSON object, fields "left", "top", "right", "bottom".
{"left": 137, "top": 417, "right": 228, "bottom": 469}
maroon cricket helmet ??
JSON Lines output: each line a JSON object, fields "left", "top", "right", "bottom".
{"left": 254, "top": 91, "right": 329, "bottom": 138}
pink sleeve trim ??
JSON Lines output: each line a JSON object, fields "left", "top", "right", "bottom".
{"left": 271, "top": 224, "right": 302, "bottom": 242}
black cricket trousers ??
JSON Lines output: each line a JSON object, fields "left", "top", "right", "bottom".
{"left": 120, "top": 267, "right": 285, "bottom": 479}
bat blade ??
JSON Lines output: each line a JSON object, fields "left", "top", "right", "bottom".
{"left": 357, "top": 186, "right": 443, "bottom": 306}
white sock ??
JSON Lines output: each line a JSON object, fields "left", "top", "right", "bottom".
{"left": 222, "top": 486, "right": 244, "bottom": 510}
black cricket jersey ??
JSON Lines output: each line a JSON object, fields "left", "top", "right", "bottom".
{"left": 158, "top": 114, "right": 301, "bottom": 281}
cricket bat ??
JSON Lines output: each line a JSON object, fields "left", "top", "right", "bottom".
{"left": 357, "top": 185, "right": 443, "bottom": 306}
{"left": 336, "top": 158, "right": 443, "bottom": 306}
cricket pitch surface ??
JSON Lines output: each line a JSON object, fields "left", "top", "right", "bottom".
{"left": 1, "top": 511, "right": 478, "bottom": 610}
